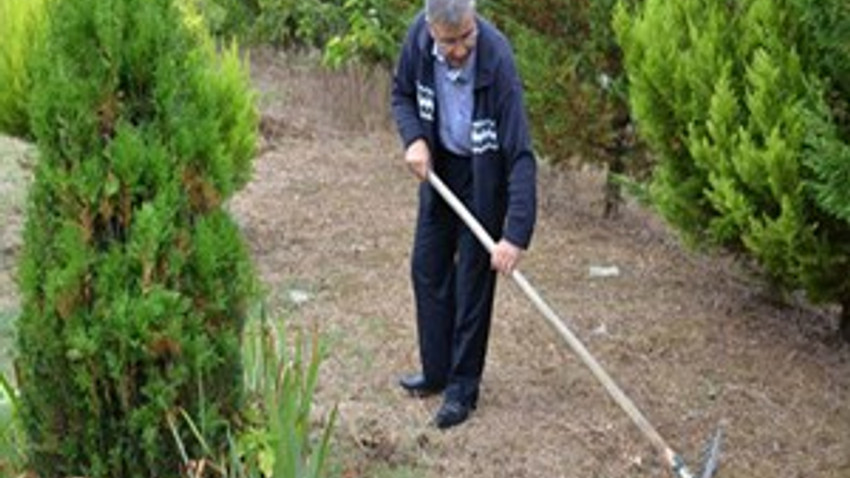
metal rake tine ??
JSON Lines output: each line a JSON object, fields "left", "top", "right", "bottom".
{"left": 668, "top": 426, "right": 723, "bottom": 478}
{"left": 699, "top": 426, "right": 723, "bottom": 478}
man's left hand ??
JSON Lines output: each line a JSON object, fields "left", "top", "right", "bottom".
{"left": 491, "top": 239, "right": 522, "bottom": 275}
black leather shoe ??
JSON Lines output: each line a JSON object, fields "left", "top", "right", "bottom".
{"left": 433, "top": 400, "right": 471, "bottom": 429}
{"left": 398, "top": 373, "right": 443, "bottom": 397}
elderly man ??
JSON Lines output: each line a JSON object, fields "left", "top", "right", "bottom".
{"left": 391, "top": 0, "right": 537, "bottom": 429}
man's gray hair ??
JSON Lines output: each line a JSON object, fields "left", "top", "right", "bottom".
{"left": 425, "top": 0, "right": 476, "bottom": 26}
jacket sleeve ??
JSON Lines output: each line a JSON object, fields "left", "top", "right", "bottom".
{"left": 497, "top": 51, "right": 537, "bottom": 250}
{"left": 391, "top": 14, "right": 426, "bottom": 149}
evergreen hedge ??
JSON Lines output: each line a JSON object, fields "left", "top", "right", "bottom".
{"left": 16, "top": 0, "right": 258, "bottom": 474}
{"left": 615, "top": 0, "right": 850, "bottom": 336}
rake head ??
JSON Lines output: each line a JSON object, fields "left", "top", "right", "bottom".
{"left": 670, "top": 427, "right": 724, "bottom": 478}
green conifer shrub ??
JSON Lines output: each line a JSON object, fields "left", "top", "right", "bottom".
{"left": 615, "top": 0, "right": 850, "bottom": 337}
{"left": 793, "top": 0, "right": 850, "bottom": 223}
{"left": 16, "top": 0, "right": 258, "bottom": 474}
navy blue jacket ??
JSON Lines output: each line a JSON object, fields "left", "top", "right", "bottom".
{"left": 391, "top": 12, "right": 537, "bottom": 249}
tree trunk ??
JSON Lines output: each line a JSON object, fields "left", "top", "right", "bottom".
{"left": 603, "top": 112, "right": 631, "bottom": 219}
{"left": 603, "top": 155, "right": 624, "bottom": 219}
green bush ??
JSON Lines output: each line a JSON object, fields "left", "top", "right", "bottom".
{"left": 486, "top": 0, "right": 607, "bottom": 165}
{"left": 201, "top": 0, "right": 350, "bottom": 50}
{"left": 616, "top": 0, "right": 850, "bottom": 335}
{"left": 194, "top": 0, "right": 414, "bottom": 66}
{"left": 249, "top": 0, "right": 343, "bottom": 49}
{"left": 324, "top": 0, "right": 417, "bottom": 68}
{"left": 192, "top": 0, "right": 261, "bottom": 38}
{"left": 16, "top": 0, "right": 259, "bottom": 474}
{"left": 793, "top": 0, "right": 850, "bottom": 225}
{"left": 0, "top": 0, "right": 48, "bottom": 139}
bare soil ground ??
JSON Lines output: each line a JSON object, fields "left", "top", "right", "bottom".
{"left": 2, "top": 49, "right": 849, "bottom": 477}
{"left": 234, "top": 50, "right": 850, "bottom": 478}
{"left": 0, "top": 136, "right": 31, "bottom": 379}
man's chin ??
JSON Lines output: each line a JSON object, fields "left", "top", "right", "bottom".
{"left": 448, "top": 58, "right": 468, "bottom": 69}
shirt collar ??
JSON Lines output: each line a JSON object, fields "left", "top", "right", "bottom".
{"left": 432, "top": 43, "right": 476, "bottom": 84}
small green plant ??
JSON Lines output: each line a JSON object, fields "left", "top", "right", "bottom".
{"left": 0, "top": 374, "right": 24, "bottom": 475}
{"left": 172, "top": 311, "right": 337, "bottom": 478}
{"left": 237, "top": 316, "right": 337, "bottom": 478}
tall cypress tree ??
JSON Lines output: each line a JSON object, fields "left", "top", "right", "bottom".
{"left": 16, "top": 0, "right": 258, "bottom": 475}
{"left": 616, "top": 0, "right": 850, "bottom": 337}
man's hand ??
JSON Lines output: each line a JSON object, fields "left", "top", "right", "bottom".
{"left": 405, "top": 138, "right": 431, "bottom": 181}
{"left": 491, "top": 239, "right": 522, "bottom": 275}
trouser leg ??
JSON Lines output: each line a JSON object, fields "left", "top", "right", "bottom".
{"left": 445, "top": 223, "right": 497, "bottom": 406}
{"left": 410, "top": 157, "right": 469, "bottom": 387}
{"left": 412, "top": 154, "right": 494, "bottom": 405}
{"left": 411, "top": 205, "right": 456, "bottom": 387}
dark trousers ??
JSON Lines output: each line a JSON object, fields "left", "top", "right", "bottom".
{"left": 411, "top": 153, "right": 497, "bottom": 406}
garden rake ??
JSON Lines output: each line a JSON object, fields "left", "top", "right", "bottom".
{"left": 427, "top": 170, "right": 723, "bottom": 478}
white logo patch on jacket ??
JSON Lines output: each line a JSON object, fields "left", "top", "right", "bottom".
{"left": 471, "top": 119, "right": 499, "bottom": 154}
{"left": 416, "top": 82, "right": 434, "bottom": 122}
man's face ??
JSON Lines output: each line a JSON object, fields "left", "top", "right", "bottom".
{"left": 429, "top": 12, "right": 478, "bottom": 69}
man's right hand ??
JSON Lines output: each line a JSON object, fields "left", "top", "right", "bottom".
{"left": 404, "top": 138, "right": 431, "bottom": 181}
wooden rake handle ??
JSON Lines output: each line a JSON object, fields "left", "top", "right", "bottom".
{"left": 426, "top": 170, "right": 698, "bottom": 478}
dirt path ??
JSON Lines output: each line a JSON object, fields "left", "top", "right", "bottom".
{"left": 226, "top": 51, "right": 850, "bottom": 478}
{"left": 0, "top": 136, "right": 31, "bottom": 378}
{"left": 1, "top": 49, "right": 848, "bottom": 477}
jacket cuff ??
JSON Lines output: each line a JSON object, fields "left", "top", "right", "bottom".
{"left": 503, "top": 226, "right": 531, "bottom": 251}
{"left": 400, "top": 125, "right": 425, "bottom": 150}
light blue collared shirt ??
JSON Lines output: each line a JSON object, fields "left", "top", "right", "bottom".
{"left": 433, "top": 44, "right": 476, "bottom": 157}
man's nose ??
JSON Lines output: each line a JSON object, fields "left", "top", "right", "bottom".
{"left": 449, "top": 44, "right": 469, "bottom": 58}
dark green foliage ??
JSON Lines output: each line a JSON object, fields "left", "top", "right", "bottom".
{"left": 250, "top": 0, "right": 346, "bottom": 49}
{"left": 197, "top": 0, "right": 350, "bottom": 49}
{"left": 485, "top": 0, "right": 646, "bottom": 216}
{"left": 794, "top": 0, "right": 850, "bottom": 224}
{"left": 616, "top": 0, "right": 850, "bottom": 331}
{"left": 805, "top": 100, "right": 850, "bottom": 223}
{"left": 194, "top": 0, "right": 261, "bottom": 38}
{"left": 792, "top": 0, "right": 850, "bottom": 124}
{"left": 16, "top": 0, "right": 258, "bottom": 475}
{"left": 210, "top": 0, "right": 416, "bottom": 65}
{"left": 489, "top": 15, "right": 599, "bottom": 163}
{"left": 486, "top": 0, "right": 617, "bottom": 164}
{"left": 324, "top": 0, "right": 418, "bottom": 68}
